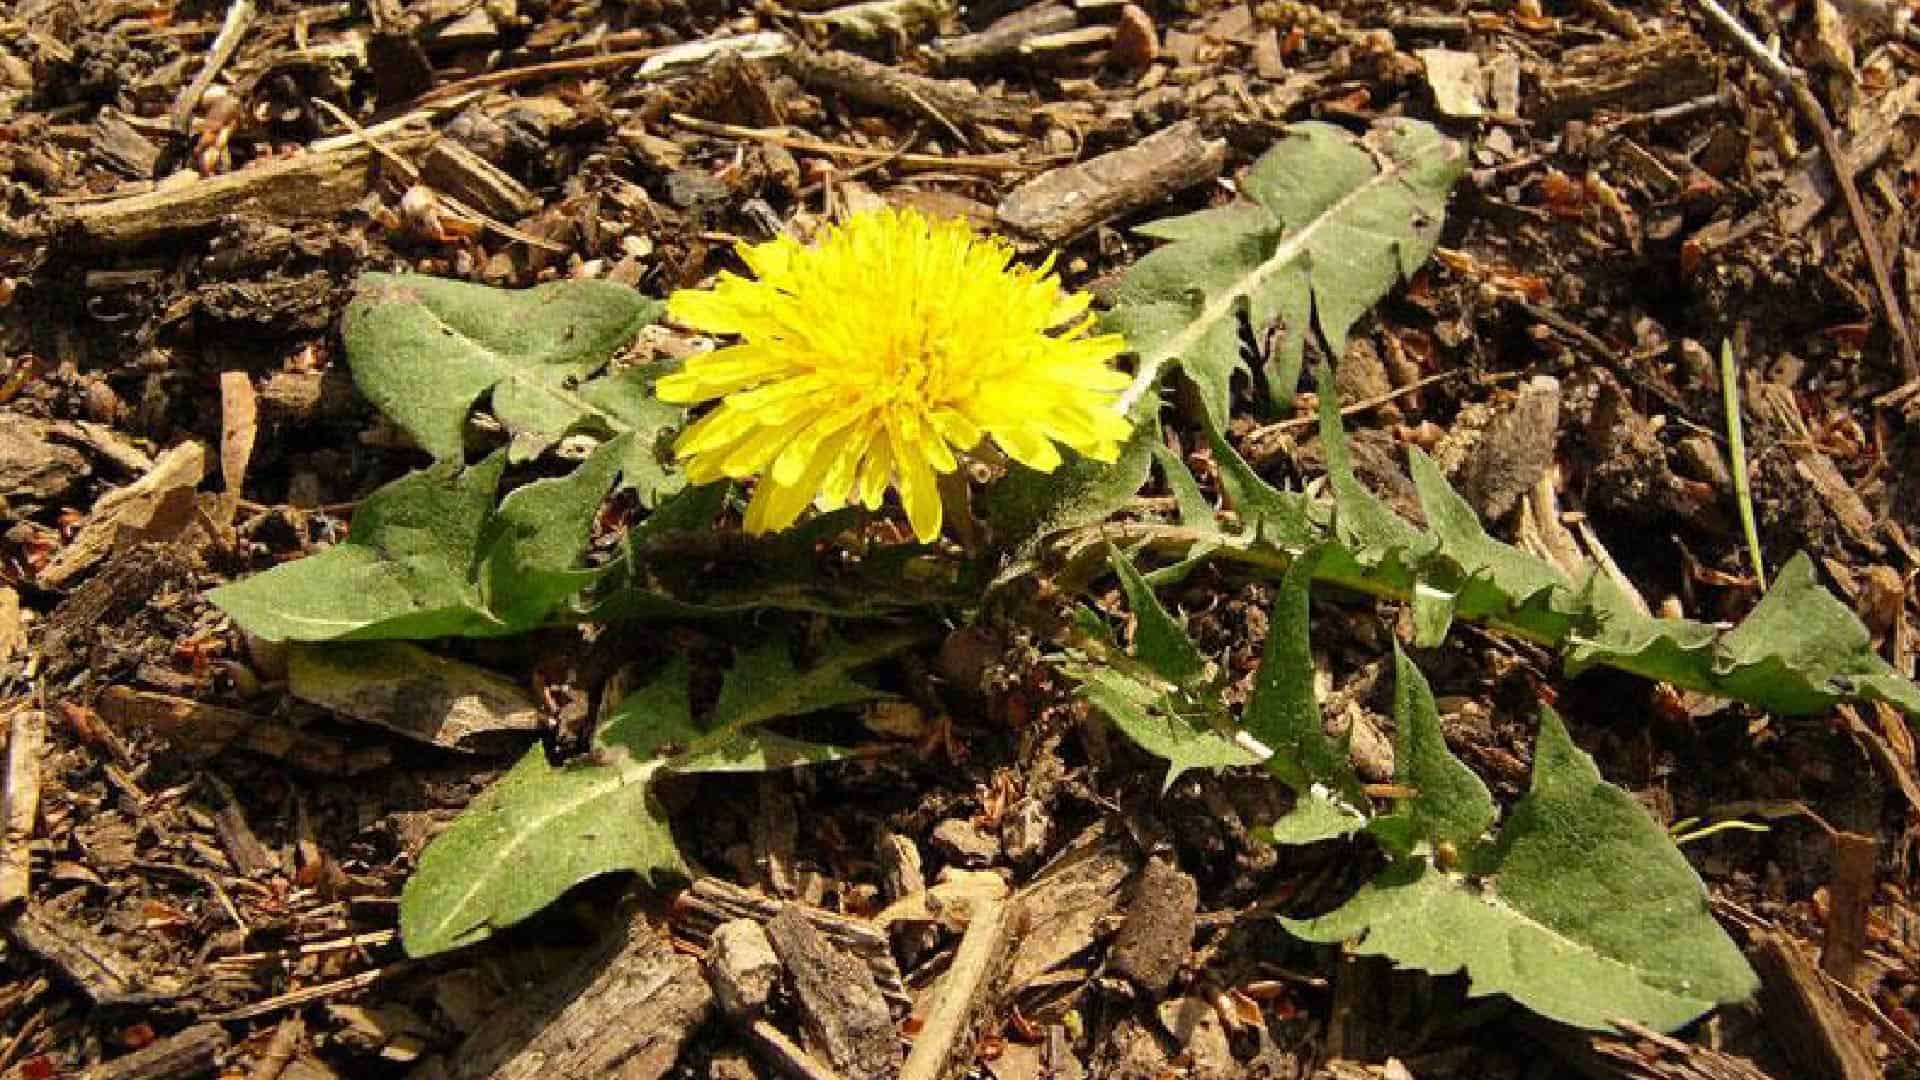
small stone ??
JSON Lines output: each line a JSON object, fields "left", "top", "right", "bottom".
{"left": 931, "top": 818, "right": 1001, "bottom": 868}
{"left": 1108, "top": 856, "right": 1198, "bottom": 994}
{"left": 1112, "top": 4, "right": 1159, "bottom": 69}
{"left": 705, "top": 919, "right": 781, "bottom": 1019}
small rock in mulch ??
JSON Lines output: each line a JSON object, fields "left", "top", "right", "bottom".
{"left": 1108, "top": 856, "right": 1198, "bottom": 995}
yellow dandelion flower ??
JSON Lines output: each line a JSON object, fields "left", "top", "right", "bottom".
{"left": 656, "top": 207, "right": 1132, "bottom": 543}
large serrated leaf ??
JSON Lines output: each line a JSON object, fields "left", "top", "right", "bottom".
{"left": 210, "top": 455, "right": 510, "bottom": 642}
{"left": 1367, "top": 646, "right": 1494, "bottom": 859}
{"left": 212, "top": 440, "right": 632, "bottom": 642}
{"left": 345, "top": 273, "right": 685, "bottom": 504}
{"left": 1287, "top": 707, "right": 1757, "bottom": 1032}
{"left": 1113, "top": 119, "right": 1464, "bottom": 425}
{"left": 399, "top": 633, "right": 917, "bottom": 957}
{"left": 1243, "top": 547, "right": 1363, "bottom": 805}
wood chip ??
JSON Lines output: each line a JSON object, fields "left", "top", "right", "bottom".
{"left": 444, "top": 916, "right": 711, "bottom": 1080}
{"left": 1533, "top": 32, "right": 1720, "bottom": 123}
{"left": 1418, "top": 48, "right": 1487, "bottom": 119}
{"left": 1107, "top": 856, "right": 1197, "bottom": 995}
{"left": 1458, "top": 375, "right": 1562, "bottom": 520}
{"left": 1, "top": 709, "right": 46, "bottom": 906}
{"left": 1751, "top": 931, "right": 1880, "bottom": 1080}
{"left": 81, "top": 1023, "right": 230, "bottom": 1080}
{"left": 900, "top": 897, "right": 1013, "bottom": 1080}
{"left": 8, "top": 904, "right": 179, "bottom": 1005}
{"left": 0, "top": 417, "right": 90, "bottom": 504}
{"left": 99, "top": 686, "right": 390, "bottom": 775}
{"left": 997, "top": 120, "right": 1227, "bottom": 244}
{"left": 219, "top": 371, "right": 258, "bottom": 531}
{"left": 1008, "top": 822, "right": 1138, "bottom": 990}
{"left": 766, "top": 906, "right": 904, "bottom": 1079}
{"left": 786, "top": 44, "right": 1022, "bottom": 132}
{"left": 36, "top": 441, "right": 207, "bottom": 590}
{"left": 62, "top": 138, "right": 427, "bottom": 250}
{"left": 0, "top": 587, "right": 24, "bottom": 668}
{"left": 1820, "top": 832, "right": 1877, "bottom": 992}
{"left": 674, "top": 877, "right": 911, "bottom": 1013}
{"left": 928, "top": 3, "right": 1077, "bottom": 73}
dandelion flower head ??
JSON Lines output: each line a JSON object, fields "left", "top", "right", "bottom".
{"left": 657, "top": 207, "right": 1131, "bottom": 542}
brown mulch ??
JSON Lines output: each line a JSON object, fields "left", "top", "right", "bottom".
{"left": 3, "top": 0, "right": 1920, "bottom": 1077}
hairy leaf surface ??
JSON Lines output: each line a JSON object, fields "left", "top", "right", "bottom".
{"left": 1112, "top": 120, "right": 1464, "bottom": 424}
{"left": 1288, "top": 708, "right": 1757, "bottom": 1031}
{"left": 400, "top": 633, "right": 916, "bottom": 957}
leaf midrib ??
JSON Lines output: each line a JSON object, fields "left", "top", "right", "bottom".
{"left": 418, "top": 754, "right": 665, "bottom": 948}
{"left": 1114, "top": 142, "right": 1436, "bottom": 415}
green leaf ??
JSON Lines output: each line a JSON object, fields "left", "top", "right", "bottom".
{"left": 400, "top": 632, "right": 917, "bottom": 957}
{"left": 1370, "top": 646, "right": 1494, "bottom": 858}
{"left": 480, "top": 436, "right": 628, "bottom": 629}
{"left": 344, "top": 274, "right": 682, "bottom": 497}
{"left": 1114, "top": 119, "right": 1464, "bottom": 422}
{"left": 1287, "top": 706, "right": 1757, "bottom": 1032}
{"left": 1072, "top": 666, "right": 1262, "bottom": 791}
{"left": 1261, "top": 788, "right": 1368, "bottom": 845}
{"left": 1150, "top": 443, "right": 1216, "bottom": 529}
{"left": 399, "top": 742, "right": 678, "bottom": 958}
{"left": 210, "top": 455, "right": 510, "bottom": 642}
{"left": 1108, "top": 546, "right": 1209, "bottom": 688}
{"left": 1203, "top": 419, "right": 1318, "bottom": 548}
{"left": 1243, "top": 547, "right": 1363, "bottom": 803}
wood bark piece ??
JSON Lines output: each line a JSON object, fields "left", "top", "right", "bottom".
{"left": 746, "top": 1019, "right": 847, "bottom": 1080}
{"left": 287, "top": 642, "right": 543, "bottom": 752}
{"left": 927, "top": 3, "right": 1078, "bottom": 72}
{"left": 899, "top": 898, "right": 1013, "bottom": 1080}
{"left": 996, "top": 120, "right": 1227, "bottom": 244}
{"left": 62, "top": 138, "right": 426, "bottom": 250}
{"left": 1821, "top": 831, "right": 1877, "bottom": 991}
{"left": 1523, "top": 1016, "right": 1776, "bottom": 1080}
{"left": 82, "top": 1022, "right": 230, "bottom": 1080}
{"left": 444, "top": 914, "right": 712, "bottom": 1080}
{"left": 786, "top": 45, "right": 1021, "bottom": 131}
{"left": 1459, "top": 375, "right": 1562, "bottom": 520}
{"left": 40, "top": 545, "right": 196, "bottom": 673}
{"left": 708, "top": 918, "right": 782, "bottom": 1020}
{"left": 0, "top": 418, "right": 89, "bottom": 504}
{"left": 1107, "top": 856, "right": 1197, "bottom": 995}
{"left": 1, "top": 708, "right": 46, "bottom": 906}
{"left": 765, "top": 906, "right": 903, "bottom": 1079}
{"left": 1533, "top": 32, "right": 1720, "bottom": 123}
{"left": 421, "top": 139, "right": 541, "bottom": 220}
{"left": 1750, "top": 931, "right": 1879, "bottom": 1080}
{"left": 1007, "top": 822, "right": 1138, "bottom": 990}
{"left": 8, "top": 904, "right": 179, "bottom": 1005}
{"left": 99, "top": 686, "right": 390, "bottom": 776}
{"left": 36, "top": 442, "right": 207, "bottom": 589}
{"left": 673, "top": 877, "right": 911, "bottom": 1013}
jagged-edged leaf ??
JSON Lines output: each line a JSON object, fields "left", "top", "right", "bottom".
{"left": 399, "top": 741, "right": 677, "bottom": 959}
{"left": 1108, "top": 546, "right": 1209, "bottom": 687}
{"left": 344, "top": 273, "right": 684, "bottom": 503}
{"left": 213, "top": 442, "right": 640, "bottom": 642}
{"left": 1203, "top": 419, "right": 1319, "bottom": 547}
{"left": 1115, "top": 119, "right": 1464, "bottom": 423}
{"left": 1151, "top": 443, "right": 1217, "bottom": 529}
{"left": 1407, "top": 448, "right": 1574, "bottom": 637}
{"left": 1319, "top": 370, "right": 1430, "bottom": 570}
{"left": 1262, "top": 787, "right": 1368, "bottom": 845}
{"left": 1072, "top": 666, "right": 1262, "bottom": 791}
{"left": 211, "top": 455, "right": 509, "bottom": 642}
{"left": 1367, "top": 647, "right": 1494, "bottom": 859}
{"left": 1244, "top": 547, "right": 1363, "bottom": 804}
{"left": 400, "top": 633, "right": 915, "bottom": 957}
{"left": 1288, "top": 707, "right": 1757, "bottom": 1032}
